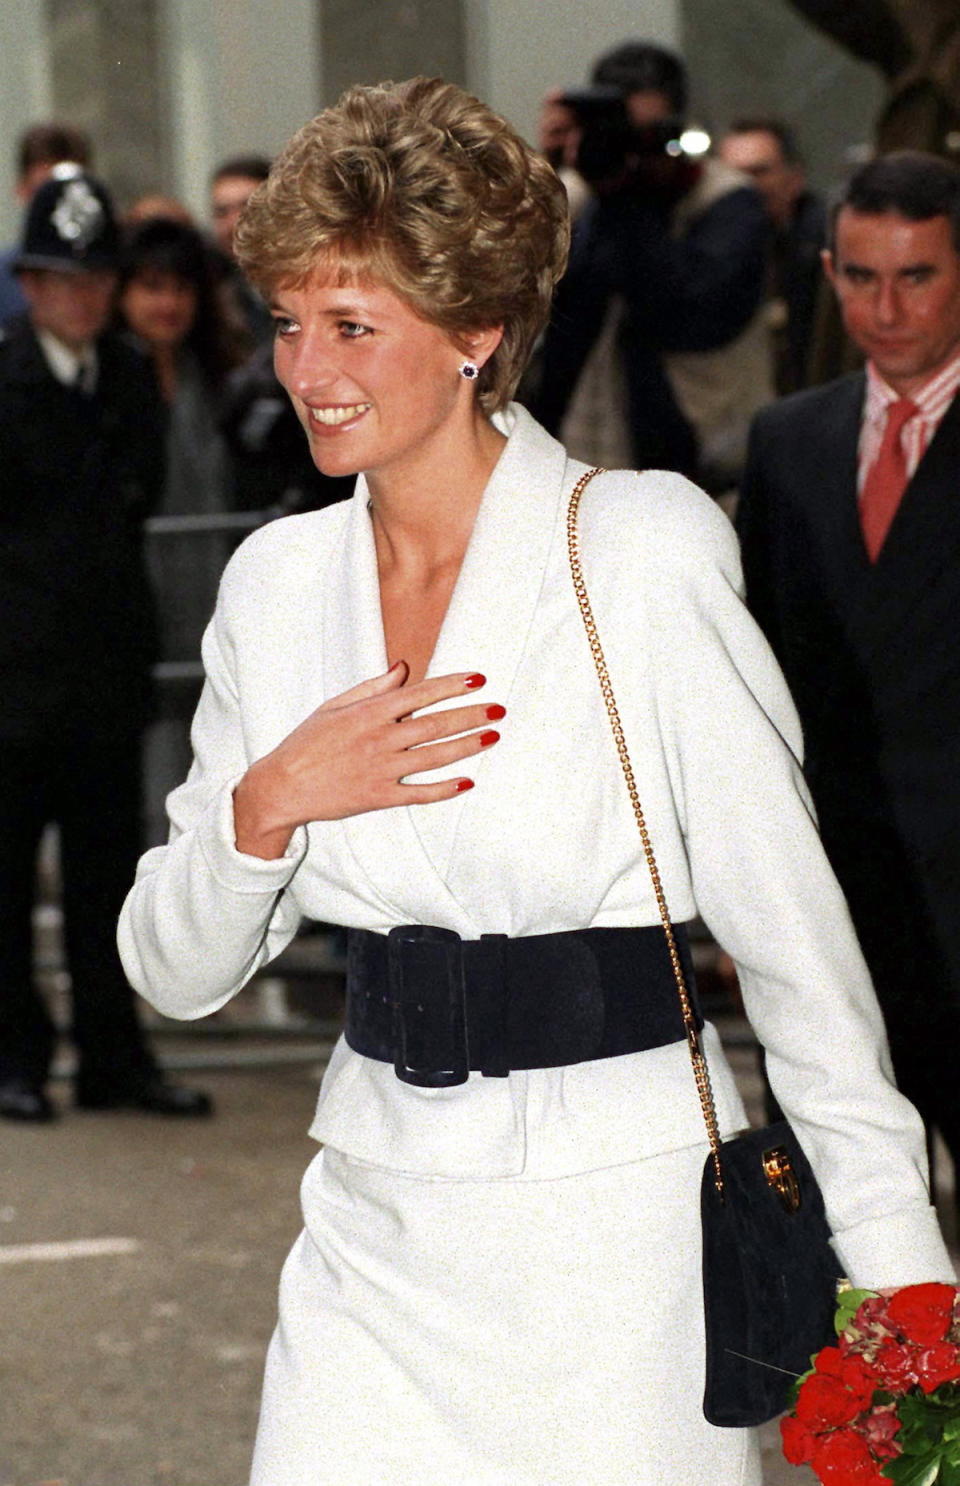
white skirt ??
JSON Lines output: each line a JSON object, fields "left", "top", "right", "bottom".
{"left": 250, "top": 1140, "right": 761, "bottom": 1485}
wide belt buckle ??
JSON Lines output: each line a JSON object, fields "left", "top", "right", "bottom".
{"left": 387, "top": 925, "right": 470, "bottom": 1088}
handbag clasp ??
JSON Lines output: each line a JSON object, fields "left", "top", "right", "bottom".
{"left": 762, "top": 1144, "right": 802, "bottom": 1214}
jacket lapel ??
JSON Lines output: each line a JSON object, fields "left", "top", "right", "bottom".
{"left": 317, "top": 477, "right": 461, "bottom": 924}
{"left": 415, "top": 407, "right": 569, "bottom": 874}
{"left": 320, "top": 481, "right": 388, "bottom": 696}
{"left": 326, "top": 405, "right": 569, "bottom": 930}
{"left": 801, "top": 376, "right": 871, "bottom": 620}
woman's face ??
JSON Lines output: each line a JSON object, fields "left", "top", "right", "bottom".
{"left": 120, "top": 267, "right": 197, "bottom": 350}
{"left": 271, "top": 273, "right": 490, "bottom": 485}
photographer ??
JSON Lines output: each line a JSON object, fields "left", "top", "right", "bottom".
{"left": 532, "top": 42, "right": 772, "bottom": 492}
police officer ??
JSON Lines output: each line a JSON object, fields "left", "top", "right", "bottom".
{"left": 0, "top": 167, "right": 211, "bottom": 1120}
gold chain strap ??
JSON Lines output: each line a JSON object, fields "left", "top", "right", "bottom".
{"left": 567, "top": 467, "right": 725, "bottom": 1198}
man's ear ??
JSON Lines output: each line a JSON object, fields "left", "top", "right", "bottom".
{"left": 821, "top": 247, "right": 837, "bottom": 294}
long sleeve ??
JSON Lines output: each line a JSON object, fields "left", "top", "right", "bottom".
{"left": 117, "top": 560, "right": 307, "bottom": 1018}
{"left": 621, "top": 483, "right": 950, "bottom": 1285}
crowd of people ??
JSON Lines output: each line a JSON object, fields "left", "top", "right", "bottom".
{"left": 2, "top": 33, "right": 959, "bottom": 1486}
{"left": 115, "top": 68, "right": 956, "bottom": 1486}
{"left": 0, "top": 128, "right": 349, "bottom": 1123}
{"left": 1, "top": 39, "right": 957, "bottom": 1199}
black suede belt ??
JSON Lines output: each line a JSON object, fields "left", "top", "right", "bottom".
{"left": 344, "top": 923, "right": 702, "bottom": 1088}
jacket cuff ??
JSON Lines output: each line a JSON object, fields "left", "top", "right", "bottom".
{"left": 196, "top": 779, "right": 309, "bottom": 893}
{"left": 831, "top": 1205, "right": 957, "bottom": 1290}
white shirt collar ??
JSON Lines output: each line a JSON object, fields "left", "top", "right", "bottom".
{"left": 36, "top": 327, "right": 98, "bottom": 391}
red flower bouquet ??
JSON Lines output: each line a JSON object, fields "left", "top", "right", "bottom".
{"left": 781, "top": 1283, "right": 960, "bottom": 1484}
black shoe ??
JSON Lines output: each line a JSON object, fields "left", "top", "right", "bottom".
{"left": 0, "top": 1077, "right": 55, "bottom": 1122}
{"left": 75, "top": 1073, "right": 213, "bottom": 1117}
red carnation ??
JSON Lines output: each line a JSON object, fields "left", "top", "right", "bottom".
{"left": 796, "top": 1373, "right": 865, "bottom": 1430}
{"left": 873, "top": 1339, "right": 920, "bottom": 1394}
{"left": 885, "top": 1283, "right": 956, "bottom": 1345}
{"left": 850, "top": 1293, "right": 894, "bottom": 1337}
{"left": 784, "top": 1286, "right": 960, "bottom": 1486}
{"left": 780, "top": 1413, "right": 816, "bottom": 1466}
{"left": 803, "top": 1346, "right": 879, "bottom": 1412}
{"left": 811, "top": 1427, "right": 889, "bottom": 1483}
{"left": 858, "top": 1404, "right": 901, "bottom": 1462}
{"left": 914, "top": 1340, "right": 960, "bottom": 1394}
{"left": 837, "top": 1355, "right": 881, "bottom": 1411}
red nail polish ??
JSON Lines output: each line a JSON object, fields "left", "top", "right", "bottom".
{"left": 464, "top": 673, "right": 486, "bottom": 689}
{"left": 485, "top": 704, "right": 506, "bottom": 721}
{"left": 456, "top": 778, "right": 474, "bottom": 792}
{"left": 479, "top": 730, "right": 499, "bottom": 747}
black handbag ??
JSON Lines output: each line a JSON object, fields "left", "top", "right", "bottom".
{"left": 567, "top": 468, "right": 844, "bottom": 1429}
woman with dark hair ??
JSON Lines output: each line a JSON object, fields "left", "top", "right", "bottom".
{"left": 119, "top": 79, "right": 953, "bottom": 1484}
{"left": 118, "top": 216, "right": 241, "bottom": 404}
{"left": 117, "top": 217, "right": 245, "bottom": 840}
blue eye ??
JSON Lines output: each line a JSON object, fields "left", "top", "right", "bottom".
{"left": 339, "top": 321, "right": 371, "bottom": 338}
{"left": 272, "top": 316, "right": 298, "bottom": 338}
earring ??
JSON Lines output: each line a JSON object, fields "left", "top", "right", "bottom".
{"left": 459, "top": 360, "right": 480, "bottom": 380}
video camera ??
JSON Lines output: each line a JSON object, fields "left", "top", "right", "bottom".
{"left": 560, "top": 86, "right": 706, "bottom": 198}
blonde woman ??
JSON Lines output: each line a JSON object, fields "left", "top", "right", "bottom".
{"left": 119, "top": 78, "right": 953, "bottom": 1485}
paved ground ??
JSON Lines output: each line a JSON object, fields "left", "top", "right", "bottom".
{"left": 1, "top": 1054, "right": 325, "bottom": 1486}
{"left": 1, "top": 1007, "right": 956, "bottom": 1486}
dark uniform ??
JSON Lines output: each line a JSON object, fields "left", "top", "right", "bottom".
{"left": 0, "top": 168, "right": 210, "bottom": 1119}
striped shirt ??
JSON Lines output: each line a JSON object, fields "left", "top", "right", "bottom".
{"left": 858, "top": 349, "right": 960, "bottom": 493}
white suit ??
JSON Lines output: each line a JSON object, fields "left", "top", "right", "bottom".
{"left": 119, "top": 405, "right": 952, "bottom": 1485}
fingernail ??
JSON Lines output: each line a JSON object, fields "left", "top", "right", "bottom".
{"left": 479, "top": 730, "right": 499, "bottom": 747}
{"left": 464, "top": 673, "right": 486, "bottom": 689}
{"left": 456, "top": 778, "right": 475, "bottom": 792}
{"left": 485, "top": 704, "right": 506, "bottom": 721}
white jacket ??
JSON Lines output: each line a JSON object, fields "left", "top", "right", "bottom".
{"left": 119, "top": 404, "right": 952, "bottom": 1289}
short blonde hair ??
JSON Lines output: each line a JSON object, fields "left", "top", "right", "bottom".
{"left": 236, "top": 77, "right": 570, "bottom": 412}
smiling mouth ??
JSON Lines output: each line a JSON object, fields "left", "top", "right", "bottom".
{"left": 309, "top": 403, "right": 372, "bottom": 426}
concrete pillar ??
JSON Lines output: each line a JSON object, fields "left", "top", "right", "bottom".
{"left": 161, "top": 0, "right": 320, "bottom": 225}
{"left": 465, "top": 0, "right": 681, "bottom": 144}
{"left": 0, "top": 0, "right": 53, "bottom": 242}
{"left": 318, "top": 0, "right": 466, "bottom": 107}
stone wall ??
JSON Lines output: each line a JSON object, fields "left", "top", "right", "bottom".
{"left": 682, "top": 0, "right": 885, "bottom": 195}
{"left": 319, "top": 0, "right": 466, "bottom": 103}
{"left": 47, "top": 0, "right": 168, "bottom": 211}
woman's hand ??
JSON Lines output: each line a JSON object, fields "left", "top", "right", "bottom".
{"left": 233, "top": 662, "right": 503, "bottom": 859}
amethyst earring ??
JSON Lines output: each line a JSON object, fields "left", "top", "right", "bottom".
{"left": 459, "top": 360, "right": 480, "bottom": 380}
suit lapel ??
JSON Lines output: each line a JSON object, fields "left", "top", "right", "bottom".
{"left": 321, "top": 481, "right": 388, "bottom": 696}
{"left": 409, "top": 407, "right": 569, "bottom": 880}
{"left": 326, "top": 405, "right": 569, "bottom": 930}
{"left": 317, "top": 477, "right": 464, "bottom": 924}
{"left": 800, "top": 376, "right": 871, "bottom": 621}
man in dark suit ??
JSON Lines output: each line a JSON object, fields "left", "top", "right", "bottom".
{"left": 0, "top": 167, "right": 211, "bottom": 1120}
{"left": 737, "top": 151, "right": 960, "bottom": 1186}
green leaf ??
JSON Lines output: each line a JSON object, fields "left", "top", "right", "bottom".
{"left": 900, "top": 1395, "right": 933, "bottom": 1425}
{"left": 787, "top": 1367, "right": 815, "bottom": 1409}
{"left": 897, "top": 1417, "right": 939, "bottom": 1454}
{"left": 835, "top": 1287, "right": 877, "bottom": 1334}
{"left": 938, "top": 1458, "right": 960, "bottom": 1486}
{"left": 898, "top": 1394, "right": 947, "bottom": 1448}
{"left": 881, "top": 1454, "right": 941, "bottom": 1486}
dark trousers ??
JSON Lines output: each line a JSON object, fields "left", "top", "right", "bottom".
{"left": 0, "top": 734, "right": 154, "bottom": 1088}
